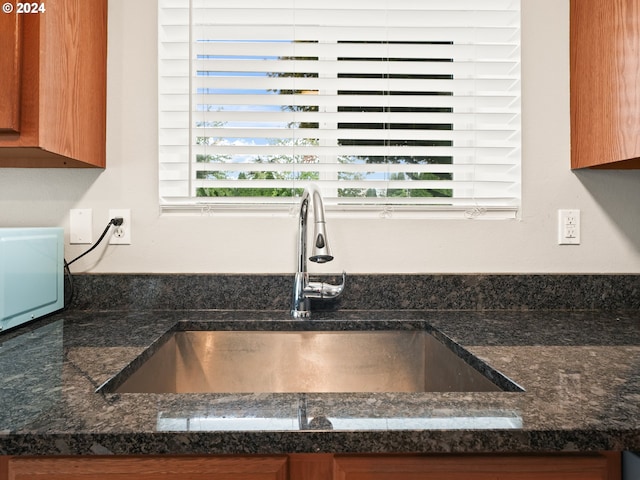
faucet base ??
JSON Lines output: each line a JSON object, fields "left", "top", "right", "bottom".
{"left": 290, "top": 271, "right": 346, "bottom": 319}
{"left": 290, "top": 309, "right": 311, "bottom": 319}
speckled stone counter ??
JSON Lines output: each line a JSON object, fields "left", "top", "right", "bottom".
{"left": 1, "top": 304, "right": 640, "bottom": 456}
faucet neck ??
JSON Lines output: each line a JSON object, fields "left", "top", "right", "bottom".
{"left": 296, "top": 190, "right": 311, "bottom": 274}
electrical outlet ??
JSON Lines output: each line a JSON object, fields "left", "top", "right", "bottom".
{"left": 109, "top": 209, "right": 131, "bottom": 245}
{"left": 558, "top": 209, "right": 580, "bottom": 245}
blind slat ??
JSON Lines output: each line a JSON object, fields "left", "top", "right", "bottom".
{"left": 193, "top": 77, "right": 519, "bottom": 95}
{"left": 179, "top": 128, "right": 518, "bottom": 143}
{"left": 194, "top": 161, "right": 517, "bottom": 177}
{"left": 196, "top": 41, "right": 518, "bottom": 60}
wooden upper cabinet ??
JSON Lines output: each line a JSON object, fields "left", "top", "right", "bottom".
{"left": 0, "top": 13, "right": 22, "bottom": 134}
{"left": 0, "top": 0, "right": 107, "bottom": 168}
{"left": 570, "top": 0, "right": 640, "bottom": 169}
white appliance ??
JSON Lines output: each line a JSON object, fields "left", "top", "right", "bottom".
{"left": 0, "top": 227, "right": 64, "bottom": 331}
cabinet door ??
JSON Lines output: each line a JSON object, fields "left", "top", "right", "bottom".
{"left": 0, "top": 0, "right": 107, "bottom": 168}
{"left": 0, "top": 13, "right": 21, "bottom": 134}
{"left": 7, "top": 455, "right": 288, "bottom": 480}
{"left": 570, "top": 0, "right": 640, "bottom": 169}
{"left": 333, "top": 454, "right": 620, "bottom": 480}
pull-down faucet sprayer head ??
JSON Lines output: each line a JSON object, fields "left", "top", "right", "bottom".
{"left": 310, "top": 220, "right": 333, "bottom": 263}
{"left": 307, "top": 185, "right": 333, "bottom": 264}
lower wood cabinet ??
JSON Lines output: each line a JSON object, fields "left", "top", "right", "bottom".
{"left": 332, "top": 453, "right": 621, "bottom": 480}
{"left": 0, "top": 452, "right": 621, "bottom": 480}
{"left": 4, "top": 455, "right": 288, "bottom": 480}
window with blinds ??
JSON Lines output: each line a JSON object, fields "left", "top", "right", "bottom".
{"left": 159, "top": 0, "right": 521, "bottom": 217}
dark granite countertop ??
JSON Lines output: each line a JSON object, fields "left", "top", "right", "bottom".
{"left": 2, "top": 307, "right": 640, "bottom": 456}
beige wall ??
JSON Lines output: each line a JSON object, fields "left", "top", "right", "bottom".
{"left": 1, "top": 0, "right": 639, "bottom": 274}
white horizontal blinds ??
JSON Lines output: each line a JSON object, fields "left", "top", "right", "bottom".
{"left": 159, "top": 0, "right": 191, "bottom": 199}
{"left": 158, "top": 0, "right": 521, "bottom": 211}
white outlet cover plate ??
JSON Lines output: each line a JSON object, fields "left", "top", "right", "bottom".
{"left": 558, "top": 209, "right": 580, "bottom": 245}
{"left": 109, "top": 209, "right": 131, "bottom": 245}
{"left": 70, "top": 209, "right": 92, "bottom": 244}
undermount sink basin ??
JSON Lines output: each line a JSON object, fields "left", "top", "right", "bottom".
{"left": 103, "top": 330, "right": 521, "bottom": 394}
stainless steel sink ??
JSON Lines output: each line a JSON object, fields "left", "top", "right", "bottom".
{"left": 108, "top": 330, "right": 515, "bottom": 394}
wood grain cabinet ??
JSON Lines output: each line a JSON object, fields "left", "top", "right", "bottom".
{"left": 0, "top": 0, "right": 107, "bottom": 168}
{"left": 4, "top": 455, "right": 289, "bottom": 480}
{"left": 570, "top": 0, "right": 640, "bottom": 169}
{"left": 332, "top": 453, "right": 620, "bottom": 480}
{"left": 0, "top": 13, "right": 22, "bottom": 135}
{"left": 0, "top": 453, "right": 621, "bottom": 480}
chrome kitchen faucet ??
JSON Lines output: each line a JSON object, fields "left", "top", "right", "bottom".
{"left": 290, "top": 184, "right": 345, "bottom": 318}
